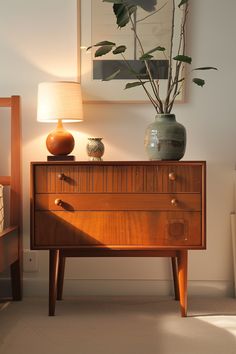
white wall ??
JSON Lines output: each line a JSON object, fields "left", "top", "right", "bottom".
{"left": 0, "top": 0, "right": 236, "bottom": 297}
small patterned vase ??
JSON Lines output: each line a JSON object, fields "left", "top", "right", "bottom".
{"left": 86, "top": 138, "right": 105, "bottom": 161}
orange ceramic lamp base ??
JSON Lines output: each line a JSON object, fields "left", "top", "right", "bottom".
{"left": 46, "top": 120, "right": 75, "bottom": 156}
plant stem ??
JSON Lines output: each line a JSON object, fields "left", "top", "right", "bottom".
{"left": 168, "top": 3, "right": 188, "bottom": 111}
{"left": 129, "top": 14, "right": 163, "bottom": 112}
{"left": 133, "top": 9, "right": 137, "bottom": 60}
{"left": 120, "top": 53, "right": 159, "bottom": 110}
{"left": 168, "top": 78, "right": 185, "bottom": 112}
{"left": 164, "top": 0, "right": 175, "bottom": 113}
{"left": 136, "top": 2, "right": 168, "bottom": 23}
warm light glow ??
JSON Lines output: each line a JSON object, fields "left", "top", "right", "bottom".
{"left": 198, "top": 316, "right": 236, "bottom": 337}
{"left": 37, "top": 81, "right": 83, "bottom": 123}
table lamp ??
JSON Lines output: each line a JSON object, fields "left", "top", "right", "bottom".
{"left": 37, "top": 81, "right": 83, "bottom": 161}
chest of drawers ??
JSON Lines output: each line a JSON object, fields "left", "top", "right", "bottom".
{"left": 31, "top": 161, "right": 206, "bottom": 316}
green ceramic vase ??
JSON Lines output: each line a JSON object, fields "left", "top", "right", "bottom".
{"left": 144, "top": 114, "right": 186, "bottom": 160}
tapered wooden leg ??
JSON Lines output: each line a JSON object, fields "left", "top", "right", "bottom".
{"left": 177, "top": 250, "right": 188, "bottom": 317}
{"left": 10, "top": 259, "right": 22, "bottom": 301}
{"left": 171, "top": 257, "right": 180, "bottom": 301}
{"left": 49, "top": 249, "right": 59, "bottom": 316}
{"left": 57, "top": 253, "right": 66, "bottom": 301}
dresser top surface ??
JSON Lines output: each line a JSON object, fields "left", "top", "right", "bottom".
{"left": 31, "top": 161, "right": 206, "bottom": 166}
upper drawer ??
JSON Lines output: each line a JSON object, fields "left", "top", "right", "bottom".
{"left": 34, "top": 164, "right": 203, "bottom": 193}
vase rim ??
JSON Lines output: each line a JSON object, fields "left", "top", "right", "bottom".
{"left": 155, "top": 113, "right": 175, "bottom": 117}
{"left": 155, "top": 114, "right": 176, "bottom": 120}
{"left": 88, "top": 137, "right": 103, "bottom": 140}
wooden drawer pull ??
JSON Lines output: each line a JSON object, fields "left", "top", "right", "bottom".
{"left": 55, "top": 198, "right": 63, "bottom": 206}
{"left": 169, "top": 172, "right": 176, "bottom": 181}
{"left": 58, "top": 173, "right": 66, "bottom": 180}
{"left": 171, "top": 198, "right": 178, "bottom": 207}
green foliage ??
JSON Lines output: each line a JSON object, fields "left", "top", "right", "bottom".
{"left": 173, "top": 55, "right": 192, "bottom": 64}
{"left": 87, "top": 41, "right": 115, "bottom": 51}
{"left": 113, "top": 45, "right": 127, "bottom": 54}
{"left": 107, "top": 0, "right": 158, "bottom": 28}
{"left": 94, "top": 45, "right": 115, "bottom": 57}
{"left": 103, "top": 0, "right": 157, "bottom": 12}
{"left": 139, "top": 54, "right": 154, "bottom": 60}
{"left": 192, "top": 78, "right": 205, "bottom": 87}
{"left": 139, "top": 46, "right": 166, "bottom": 60}
{"left": 125, "top": 81, "right": 149, "bottom": 89}
{"left": 88, "top": 0, "right": 217, "bottom": 113}
{"left": 193, "top": 67, "right": 218, "bottom": 71}
{"left": 113, "top": 3, "right": 137, "bottom": 28}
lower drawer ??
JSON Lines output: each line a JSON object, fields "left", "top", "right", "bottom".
{"left": 33, "top": 211, "right": 203, "bottom": 249}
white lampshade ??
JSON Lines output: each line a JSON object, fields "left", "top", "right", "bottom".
{"left": 37, "top": 81, "right": 83, "bottom": 123}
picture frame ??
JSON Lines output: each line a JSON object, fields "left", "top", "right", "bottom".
{"left": 78, "top": 0, "right": 185, "bottom": 104}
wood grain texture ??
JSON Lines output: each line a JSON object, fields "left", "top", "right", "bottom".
{"left": 171, "top": 257, "right": 180, "bottom": 301}
{"left": 34, "top": 210, "right": 202, "bottom": 248}
{"left": 35, "top": 193, "right": 201, "bottom": 212}
{"left": 0, "top": 97, "right": 11, "bottom": 107}
{"left": 177, "top": 250, "right": 188, "bottom": 317}
{"left": 34, "top": 164, "right": 202, "bottom": 194}
{"left": 30, "top": 161, "right": 206, "bottom": 316}
{"left": 57, "top": 252, "right": 65, "bottom": 301}
{"left": 0, "top": 96, "right": 22, "bottom": 300}
{"left": 49, "top": 250, "right": 59, "bottom": 316}
{"left": 10, "top": 96, "right": 22, "bottom": 300}
{"left": 0, "top": 228, "right": 19, "bottom": 272}
{"left": 0, "top": 176, "right": 11, "bottom": 186}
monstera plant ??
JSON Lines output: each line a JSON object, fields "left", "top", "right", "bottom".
{"left": 88, "top": 0, "right": 217, "bottom": 114}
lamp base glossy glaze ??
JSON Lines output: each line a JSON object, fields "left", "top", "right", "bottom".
{"left": 46, "top": 120, "right": 75, "bottom": 156}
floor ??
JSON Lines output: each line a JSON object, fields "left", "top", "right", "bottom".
{"left": 0, "top": 297, "right": 236, "bottom": 354}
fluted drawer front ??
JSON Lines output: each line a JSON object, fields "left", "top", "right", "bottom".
{"left": 34, "top": 164, "right": 202, "bottom": 194}
{"left": 34, "top": 211, "right": 202, "bottom": 248}
{"left": 35, "top": 193, "right": 201, "bottom": 212}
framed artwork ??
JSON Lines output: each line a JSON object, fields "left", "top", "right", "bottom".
{"left": 78, "top": 0, "right": 184, "bottom": 103}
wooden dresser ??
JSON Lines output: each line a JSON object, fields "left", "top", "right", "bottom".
{"left": 30, "top": 161, "right": 206, "bottom": 316}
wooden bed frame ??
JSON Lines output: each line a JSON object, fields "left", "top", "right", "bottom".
{"left": 0, "top": 96, "right": 22, "bottom": 300}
